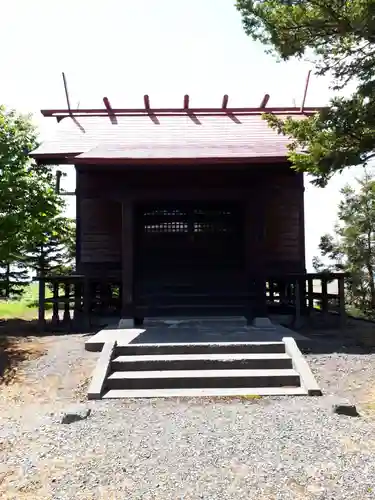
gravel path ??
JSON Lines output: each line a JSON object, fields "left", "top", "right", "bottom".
{"left": 1, "top": 335, "right": 375, "bottom": 499}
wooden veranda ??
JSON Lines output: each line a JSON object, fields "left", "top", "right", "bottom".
{"left": 36, "top": 273, "right": 347, "bottom": 332}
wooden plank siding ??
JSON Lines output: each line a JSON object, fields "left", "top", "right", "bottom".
{"left": 265, "top": 187, "right": 301, "bottom": 263}
{"left": 76, "top": 164, "right": 306, "bottom": 278}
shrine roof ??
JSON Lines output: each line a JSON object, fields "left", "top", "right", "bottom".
{"left": 30, "top": 99, "right": 321, "bottom": 165}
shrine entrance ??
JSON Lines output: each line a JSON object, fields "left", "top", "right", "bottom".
{"left": 135, "top": 201, "right": 246, "bottom": 315}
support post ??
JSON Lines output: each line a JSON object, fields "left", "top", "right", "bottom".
{"left": 73, "top": 279, "right": 83, "bottom": 330}
{"left": 251, "top": 189, "right": 267, "bottom": 319}
{"left": 52, "top": 281, "right": 59, "bottom": 326}
{"left": 321, "top": 277, "right": 329, "bottom": 321}
{"left": 63, "top": 282, "right": 71, "bottom": 326}
{"left": 338, "top": 276, "right": 347, "bottom": 329}
{"left": 294, "top": 279, "right": 302, "bottom": 328}
{"left": 307, "top": 277, "right": 314, "bottom": 313}
{"left": 83, "top": 276, "right": 91, "bottom": 331}
{"left": 245, "top": 195, "right": 267, "bottom": 320}
{"left": 121, "top": 201, "right": 134, "bottom": 326}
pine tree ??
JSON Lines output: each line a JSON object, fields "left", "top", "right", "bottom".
{"left": 313, "top": 172, "right": 375, "bottom": 317}
{"left": 236, "top": 0, "right": 375, "bottom": 186}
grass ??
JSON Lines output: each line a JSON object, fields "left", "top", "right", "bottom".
{"left": 0, "top": 283, "right": 51, "bottom": 321}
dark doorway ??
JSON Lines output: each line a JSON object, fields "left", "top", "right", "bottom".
{"left": 135, "top": 202, "right": 246, "bottom": 316}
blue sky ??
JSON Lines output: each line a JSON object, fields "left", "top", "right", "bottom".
{"left": 0, "top": 0, "right": 363, "bottom": 269}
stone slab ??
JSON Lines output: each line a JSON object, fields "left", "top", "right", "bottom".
{"left": 115, "top": 341, "right": 286, "bottom": 356}
{"left": 118, "top": 318, "right": 135, "bottom": 328}
{"left": 124, "top": 322, "right": 306, "bottom": 344}
{"left": 113, "top": 353, "right": 291, "bottom": 362}
{"left": 85, "top": 328, "right": 144, "bottom": 352}
{"left": 87, "top": 341, "right": 116, "bottom": 399}
{"left": 283, "top": 336, "right": 322, "bottom": 396}
{"left": 84, "top": 321, "right": 307, "bottom": 352}
{"left": 108, "top": 368, "right": 299, "bottom": 380}
{"left": 103, "top": 386, "right": 308, "bottom": 398}
{"left": 253, "top": 317, "right": 275, "bottom": 329}
{"left": 112, "top": 352, "right": 293, "bottom": 371}
{"left": 107, "top": 368, "right": 301, "bottom": 390}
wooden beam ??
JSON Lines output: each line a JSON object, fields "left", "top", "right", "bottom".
{"left": 222, "top": 94, "right": 229, "bottom": 109}
{"left": 62, "top": 72, "right": 72, "bottom": 114}
{"left": 103, "top": 97, "right": 118, "bottom": 124}
{"left": 41, "top": 106, "right": 323, "bottom": 117}
{"left": 121, "top": 201, "right": 134, "bottom": 320}
{"left": 301, "top": 70, "right": 312, "bottom": 112}
{"left": 260, "top": 94, "right": 270, "bottom": 108}
{"left": 41, "top": 106, "right": 326, "bottom": 120}
{"left": 183, "top": 94, "right": 189, "bottom": 109}
{"left": 144, "top": 94, "right": 150, "bottom": 109}
{"left": 103, "top": 96, "right": 112, "bottom": 112}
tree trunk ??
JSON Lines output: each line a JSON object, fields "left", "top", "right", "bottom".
{"left": 5, "top": 263, "right": 10, "bottom": 299}
{"left": 366, "top": 228, "right": 375, "bottom": 309}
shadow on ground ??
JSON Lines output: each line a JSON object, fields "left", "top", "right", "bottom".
{"left": 0, "top": 318, "right": 57, "bottom": 337}
{"left": 0, "top": 335, "right": 46, "bottom": 383}
{"left": 296, "top": 320, "right": 375, "bottom": 354}
{"left": 0, "top": 318, "right": 101, "bottom": 337}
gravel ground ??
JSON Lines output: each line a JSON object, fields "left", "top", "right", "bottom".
{"left": 1, "top": 334, "right": 375, "bottom": 499}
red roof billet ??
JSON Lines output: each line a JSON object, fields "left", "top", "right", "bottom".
{"left": 30, "top": 111, "right": 312, "bottom": 164}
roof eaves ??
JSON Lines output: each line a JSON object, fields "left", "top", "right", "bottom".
{"left": 31, "top": 152, "right": 80, "bottom": 165}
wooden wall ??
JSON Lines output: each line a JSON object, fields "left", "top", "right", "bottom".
{"left": 76, "top": 164, "right": 305, "bottom": 276}
{"left": 80, "top": 199, "right": 121, "bottom": 263}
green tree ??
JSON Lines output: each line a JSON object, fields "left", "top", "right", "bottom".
{"left": 0, "top": 105, "right": 67, "bottom": 295}
{"left": 0, "top": 261, "right": 29, "bottom": 299}
{"left": 23, "top": 217, "right": 76, "bottom": 277}
{"left": 313, "top": 172, "right": 375, "bottom": 317}
{"left": 236, "top": 0, "right": 375, "bottom": 186}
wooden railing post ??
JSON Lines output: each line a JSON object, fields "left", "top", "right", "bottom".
{"left": 294, "top": 279, "right": 302, "bottom": 328}
{"left": 51, "top": 281, "right": 60, "bottom": 326}
{"left": 307, "top": 277, "right": 314, "bottom": 313}
{"left": 73, "top": 280, "right": 82, "bottom": 329}
{"left": 338, "top": 276, "right": 347, "bottom": 329}
{"left": 63, "top": 282, "right": 71, "bottom": 326}
{"left": 321, "top": 277, "right": 329, "bottom": 320}
{"left": 83, "top": 277, "right": 91, "bottom": 331}
{"left": 38, "top": 278, "right": 45, "bottom": 332}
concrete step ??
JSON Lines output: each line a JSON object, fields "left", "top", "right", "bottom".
{"left": 115, "top": 341, "right": 286, "bottom": 356}
{"left": 111, "top": 353, "right": 293, "bottom": 371}
{"left": 107, "top": 368, "right": 300, "bottom": 390}
{"left": 103, "top": 386, "right": 308, "bottom": 398}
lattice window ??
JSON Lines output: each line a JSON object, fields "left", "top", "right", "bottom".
{"left": 141, "top": 205, "right": 237, "bottom": 234}
{"left": 144, "top": 222, "right": 189, "bottom": 233}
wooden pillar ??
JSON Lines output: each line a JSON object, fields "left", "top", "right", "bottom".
{"left": 244, "top": 199, "right": 253, "bottom": 321}
{"left": 121, "top": 201, "right": 134, "bottom": 320}
{"left": 249, "top": 190, "right": 267, "bottom": 318}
